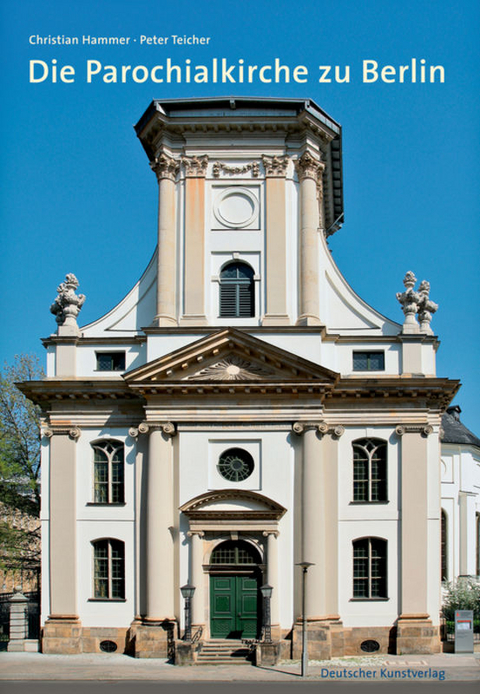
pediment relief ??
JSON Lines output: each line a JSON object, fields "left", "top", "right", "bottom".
{"left": 188, "top": 355, "right": 275, "bottom": 381}
{"left": 124, "top": 328, "right": 339, "bottom": 385}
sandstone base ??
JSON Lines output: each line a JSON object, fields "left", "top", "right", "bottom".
{"left": 127, "top": 620, "right": 177, "bottom": 659}
{"left": 8, "top": 639, "right": 39, "bottom": 652}
{"left": 255, "top": 641, "right": 281, "bottom": 666}
{"left": 42, "top": 618, "right": 82, "bottom": 654}
{"left": 175, "top": 640, "right": 197, "bottom": 665}
{"left": 396, "top": 618, "right": 441, "bottom": 654}
{"left": 291, "top": 619, "right": 344, "bottom": 660}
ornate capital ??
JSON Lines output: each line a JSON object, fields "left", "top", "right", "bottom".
{"left": 187, "top": 530, "right": 205, "bottom": 538}
{"left": 143, "top": 421, "right": 177, "bottom": 437}
{"left": 41, "top": 426, "right": 81, "bottom": 440}
{"left": 150, "top": 152, "right": 180, "bottom": 181}
{"left": 50, "top": 273, "right": 85, "bottom": 334}
{"left": 182, "top": 155, "right": 208, "bottom": 178}
{"left": 262, "top": 530, "right": 279, "bottom": 538}
{"left": 396, "top": 424, "right": 434, "bottom": 437}
{"left": 212, "top": 161, "right": 259, "bottom": 178}
{"left": 295, "top": 151, "right": 325, "bottom": 182}
{"left": 292, "top": 421, "right": 344, "bottom": 438}
{"left": 261, "top": 155, "right": 289, "bottom": 178}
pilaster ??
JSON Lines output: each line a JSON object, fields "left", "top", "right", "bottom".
{"left": 43, "top": 428, "right": 81, "bottom": 654}
{"left": 264, "top": 530, "right": 280, "bottom": 636}
{"left": 262, "top": 155, "right": 290, "bottom": 326}
{"left": 180, "top": 155, "right": 208, "bottom": 326}
{"left": 188, "top": 530, "right": 205, "bottom": 629}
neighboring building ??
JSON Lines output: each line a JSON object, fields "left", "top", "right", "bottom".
{"left": 440, "top": 406, "right": 480, "bottom": 582}
{"left": 20, "top": 98, "right": 463, "bottom": 660}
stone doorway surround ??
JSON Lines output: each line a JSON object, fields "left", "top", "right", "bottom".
{"left": 180, "top": 489, "right": 286, "bottom": 642}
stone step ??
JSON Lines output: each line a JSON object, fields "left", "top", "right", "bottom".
{"left": 196, "top": 639, "right": 253, "bottom": 666}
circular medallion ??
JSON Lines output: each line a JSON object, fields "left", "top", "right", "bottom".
{"left": 213, "top": 188, "right": 259, "bottom": 228}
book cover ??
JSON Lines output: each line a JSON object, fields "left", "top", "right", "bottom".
{"left": 0, "top": 0, "right": 478, "bottom": 684}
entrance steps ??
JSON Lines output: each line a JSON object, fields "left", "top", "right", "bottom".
{"left": 196, "top": 639, "right": 253, "bottom": 665}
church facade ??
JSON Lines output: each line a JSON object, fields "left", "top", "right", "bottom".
{"left": 21, "top": 98, "right": 462, "bottom": 660}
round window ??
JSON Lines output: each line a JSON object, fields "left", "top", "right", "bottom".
{"left": 217, "top": 448, "right": 254, "bottom": 482}
{"left": 360, "top": 639, "right": 380, "bottom": 653}
{"left": 99, "top": 640, "right": 117, "bottom": 653}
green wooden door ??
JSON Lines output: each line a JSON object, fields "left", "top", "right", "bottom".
{"left": 210, "top": 575, "right": 259, "bottom": 638}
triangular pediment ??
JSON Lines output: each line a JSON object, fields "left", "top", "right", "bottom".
{"left": 124, "top": 328, "right": 339, "bottom": 385}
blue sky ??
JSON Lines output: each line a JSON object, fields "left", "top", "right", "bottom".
{"left": 1, "top": 0, "right": 479, "bottom": 431}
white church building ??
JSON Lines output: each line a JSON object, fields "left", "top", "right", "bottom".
{"left": 21, "top": 97, "right": 473, "bottom": 661}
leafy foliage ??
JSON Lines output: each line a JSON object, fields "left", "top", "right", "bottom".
{"left": 442, "top": 577, "right": 480, "bottom": 622}
{"left": 0, "top": 354, "right": 44, "bottom": 573}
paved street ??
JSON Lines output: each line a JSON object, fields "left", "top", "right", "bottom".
{"left": 0, "top": 651, "right": 478, "bottom": 683}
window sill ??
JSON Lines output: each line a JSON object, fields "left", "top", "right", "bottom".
{"left": 94, "top": 370, "right": 126, "bottom": 373}
{"left": 352, "top": 370, "right": 385, "bottom": 373}
{"left": 350, "top": 598, "right": 389, "bottom": 602}
{"left": 86, "top": 502, "right": 126, "bottom": 507}
{"left": 349, "top": 501, "right": 389, "bottom": 505}
{"left": 88, "top": 598, "right": 126, "bottom": 603}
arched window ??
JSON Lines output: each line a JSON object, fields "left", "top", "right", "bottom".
{"left": 93, "top": 440, "right": 124, "bottom": 504}
{"left": 210, "top": 540, "right": 261, "bottom": 565}
{"left": 92, "top": 539, "right": 125, "bottom": 599}
{"left": 353, "top": 538, "right": 387, "bottom": 599}
{"left": 441, "top": 509, "right": 448, "bottom": 581}
{"left": 219, "top": 262, "right": 254, "bottom": 318}
{"left": 352, "top": 438, "right": 387, "bottom": 502}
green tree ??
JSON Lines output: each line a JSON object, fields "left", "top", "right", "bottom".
{"left": 442, "top": 578, "right": 480, "bottom": 633}
{"left": 0, "top": 354, "right": 44, "bottom": 578}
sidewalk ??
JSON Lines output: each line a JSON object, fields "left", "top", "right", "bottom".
{"left": 0, "top": 651, "right": 479, "bottom": 682}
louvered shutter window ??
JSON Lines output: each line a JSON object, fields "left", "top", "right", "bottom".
{"left": 219, "top": 262, "right": 254, "bottom": 318}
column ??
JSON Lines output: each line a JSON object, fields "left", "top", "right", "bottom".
{"left": 152, "top": 153, "right": 179, "bottom": 327}
{"left": 189, "top": 531, "right": 205, "bottom": 627}
{"left": 300, "top": 423, "right": 340, "bottom": 619}
{"left": 396, "top": 425, "right": 440, "bottom": 653}
{"left": 264, "top": 531, "right": 280, "bottom": 627}
{"left": 293, "top": 421, "right": 342, "bottom": 660}
{"left": 145, "top": 423, "right": 176, "bottom": 621}
{"left": 181, "top": 155, "right": 208, "bottom": 325}
{"left": 262, "top": 155, "right": 290, "bottom": 325}
{"left": 295, "top": 152, "right": 324, "bottom": 326}
{"left": 302, "top": 426, "right": 323, "bottom": 616}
